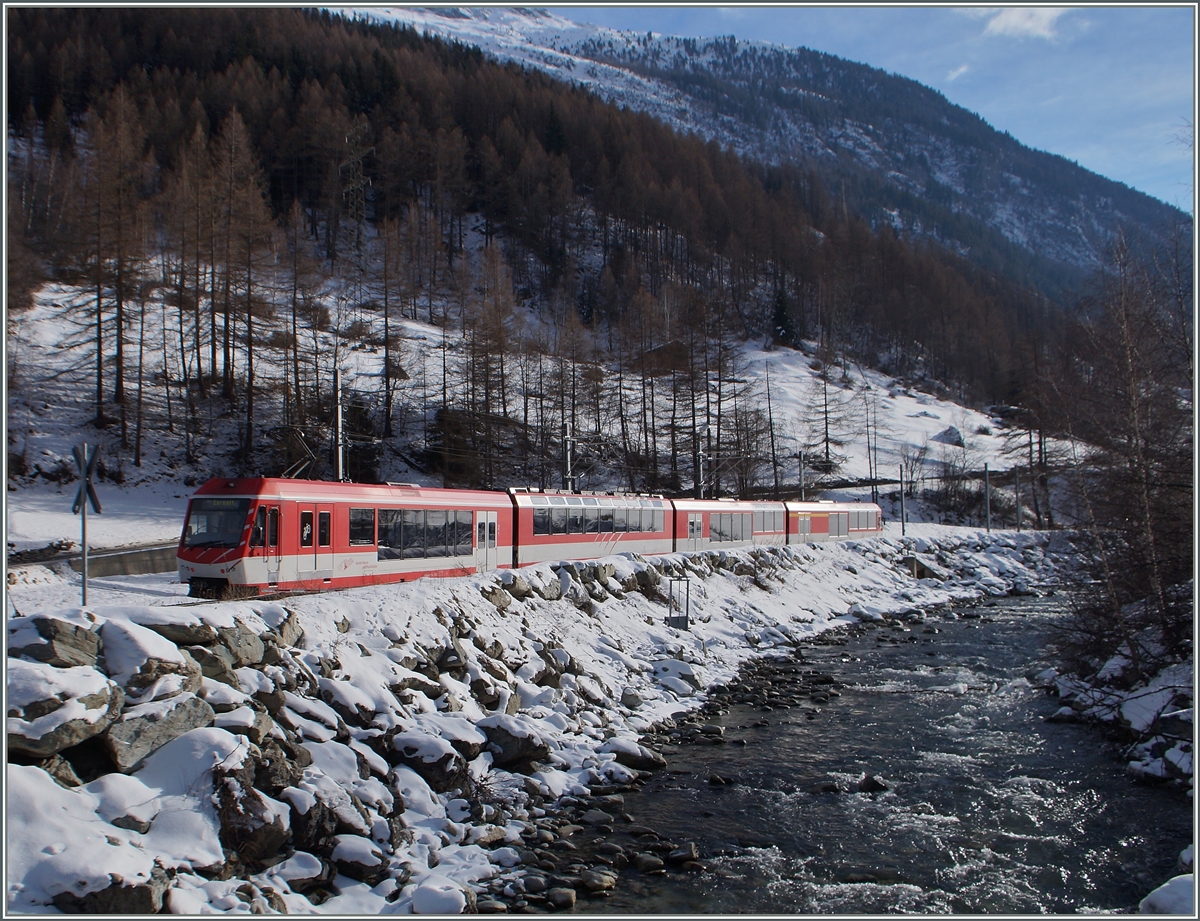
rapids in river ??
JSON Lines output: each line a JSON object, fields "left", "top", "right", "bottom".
{"left": 594, "top": 596, "right": 1191, "bottom": 913}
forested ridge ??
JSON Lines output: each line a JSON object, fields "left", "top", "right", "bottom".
{"left": 11, "top": 6, "right": 1049, "bottom": 396}
{"left": 5, "top": 5, "right": 1193, "bottom": 672}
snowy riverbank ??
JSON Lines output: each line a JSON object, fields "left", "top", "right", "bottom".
{"left": 6, "top": 528, "right": 1192, "bottom": 914}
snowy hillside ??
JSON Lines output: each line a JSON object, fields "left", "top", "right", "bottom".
{"left": 6, "top": 272, "right": 1024, "bottom": 556}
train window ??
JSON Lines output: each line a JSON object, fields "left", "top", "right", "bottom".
{"left": 477, "top": 520, "right": 486, "bottom": 548}
{"left": 753, "top": 511, "right": 764, "bottom": 533}
{"left": 549, "top": 495, "right": 566, "bottom": 506}
{"left": 426, "top": 510, "right": 448, "bottom": 558}
{"left": 182, "top": 498, "right": 251, "bottom": 550}
{"left": 301, "top": 511, "right": 314, "bottom": 547}
{"left": 268, "top": 509, "right": 279, "bottom": 548}
{"left": 532, "top": 495, "right": 548, "bottom": 506}
{"left": 533, "top": 507, "right": 551, "bottom": 535}
{"left": 582, "top": 497, "right": 598, "bottom": 506}
{"left": 626, "top": 507, "right": 641, "bottom": 533}
{"left": 349, "top": 508, "right": 375, "bottom": 545}
{"left": 403, "top": 509, "right": 425, "bottom": 557}
{"left": 318, "top": 511, "right": 331, "bottom": 546}
{"left": 250, "top": 507, "right": 266, "bottom": 547}
{"left": 378, "top": 509, "right": 402, "bottom": 560}
{"left": 599, "top": 508, "right": 614, "bottom": 532}
{"left": 551, "top": 507, "right": 567, "bottom": 534}
{"left": 567, "top": 505, "right": 584, "bottom": 535}
{"left": 487, "top": 521, "right": 496, "bottom": 548}
{"left": 653, "top": 510, "right": 664, "bottom": 532}
{"left": 613, "top": 507, "right": 627, "bottom": 532}
{"left": 455, "top": 511, "right": 473, "bottom": 555}
{"left": 584, "top": 507, "right": 599, "bottom": 533}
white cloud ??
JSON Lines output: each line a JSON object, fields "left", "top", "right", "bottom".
{"left": 983, "top": 8, "right": 1070, "bottom": 40}
{"left": 947, "top": 64, "right": 970, "bottom": 82}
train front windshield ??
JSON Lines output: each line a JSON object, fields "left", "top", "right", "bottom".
{"left": 182, "top": 498, "right": 251, "bottom": 549}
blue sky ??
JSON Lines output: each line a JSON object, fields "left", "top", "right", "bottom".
{"left": 552, "top": 5, "right": 1195, "bottom": 212}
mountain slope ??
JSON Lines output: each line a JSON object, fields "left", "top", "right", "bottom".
{"left": 353, "top": 7, "right": 1188, "bottom": 298}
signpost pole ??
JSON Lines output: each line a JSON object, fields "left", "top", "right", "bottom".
{"left": 81, "top": 470, "right": 88, "bottom": 605}
{"left": 985, "top": 463, "right": 991, "bottom": 533}
{"left": 72, "top": 443, "right": 102, "bottom": 606}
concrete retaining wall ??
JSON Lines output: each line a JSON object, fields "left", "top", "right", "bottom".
{"left": 67, "top": 545, "right": 178, "bottom": 577}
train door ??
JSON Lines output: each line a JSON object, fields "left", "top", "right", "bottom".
{"left": 687, "top": 513, "right": 703, "bottom": 551}
{"left": 265, "top": 505, "right": 280, "bottom": 587}
{"left": 316, "top": 506, "right": 333, "bottom": 575}
{"left": 475, "top": 511, "right": 498, "bottom": 571}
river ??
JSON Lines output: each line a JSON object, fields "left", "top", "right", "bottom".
{"left": 593, "top": 596, "right": 1191, "bottom": 913}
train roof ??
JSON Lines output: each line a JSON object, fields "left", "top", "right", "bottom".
{"left": 189, "top": 477, "right": 513, "bottom": 507}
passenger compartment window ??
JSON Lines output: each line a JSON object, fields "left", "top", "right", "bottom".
{"left": 318, "top": 511, "right": 331, "bottom": 546}
{"left": 301, "top": 511, "right": 314, "bottom": 548}
{"left": 455, "top": 511, "right": 473, "bottom": 555}
{"left": 349, "top": 508, "right": 376, "bottom": 545}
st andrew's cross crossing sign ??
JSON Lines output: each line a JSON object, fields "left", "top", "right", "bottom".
{"left": 72, "top": 444, "right": 102, "bottom": 515}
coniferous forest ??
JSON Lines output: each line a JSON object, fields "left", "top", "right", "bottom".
{"left": 6, "top": 7, "right": 1192, "bottom": 661}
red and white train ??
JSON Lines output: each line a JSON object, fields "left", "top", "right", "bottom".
{"left": 177, "top": 477, "right": 883, "bottom": 597}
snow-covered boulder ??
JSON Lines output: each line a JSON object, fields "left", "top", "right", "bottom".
{"left": 1139, "top": 874, "right": 1194, "bottom": 914}
{"left": 103, "top": 692, "right": 216, "bottom": 772}
{"left": 8, "top": 615, "right": 101, "bottom": 668}
{"left": 385, "top": 727, "right": 470, "bottom": 792}
{"left": 599, "top": 735, "right": 666, "bottom": 771}
{"left": 7, "top": 658, "right": 124, "bottom": 757}
{"left": 477, "top": 714, "right": 551, "bottom": 769}
{"left": 98, "top": 619, "right": 201, "bottom": 702}
{"left": 7, "top": 763, "right": 162, "bottom": 913}
{"left": 329, "top": 834, "right": 389, "bottom": 884}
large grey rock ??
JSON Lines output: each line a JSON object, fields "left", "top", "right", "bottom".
{"left": 98, "top": 620, "right": 202, "bottom": 701}
{"left": 253, "top": 737, "right": 309, "bottom": 796}
{"left": 581, "top": 868, "right": 618, "bottom": 891}
{"left": 502, "top": 572, "right": 535, "bottom": 600}
{"left": 216, "top": 619, "right": 266, "bottom": 668}
{"left": 385, "top": 729, "right": 469, "bottom": 793}
{"left": 213, "top": 705, "right": 275, "bottom": 745}
{"left": 8, "top": 616, "right": 101, "bottom": 668}
{"left": 7, "top": 659, "right": 124, "bottom": 757}
{"left": 136, "top": 620, "right": 219, "bottom": 646}
{"left": 283, "top": 770, "right": 373, "bottom": 849}
{"left": 103, "top": 693, "right": 215, "bottom": 772}
{"left": 214, "top": 759, "right": 291, "bottom": 866}
{"left": 186, "top": 644, "right": 239, "bottom": 687}
{"left": 477, "top": 716, "right": 550, "bottom": 769}
{"left": 533, "top": 572, "right": 563, "bottom": 601}
{"left": 52, "top": 865, "right": 169, "bottom": 914}
{"left": 481, "top": 583, "right": 513, "bottom": 611}
{"left": 546, "top": 887, "right": 577, "bottom": 909}
{"left": 276, "top": 609, "right": 305, "bottom": 647}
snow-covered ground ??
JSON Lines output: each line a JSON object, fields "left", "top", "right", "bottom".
{"left": 6, "top": 282, "right": 1026, "bottom": 558}
{"left": 5, "top": 525, "right": 1193, "bottom": 914}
